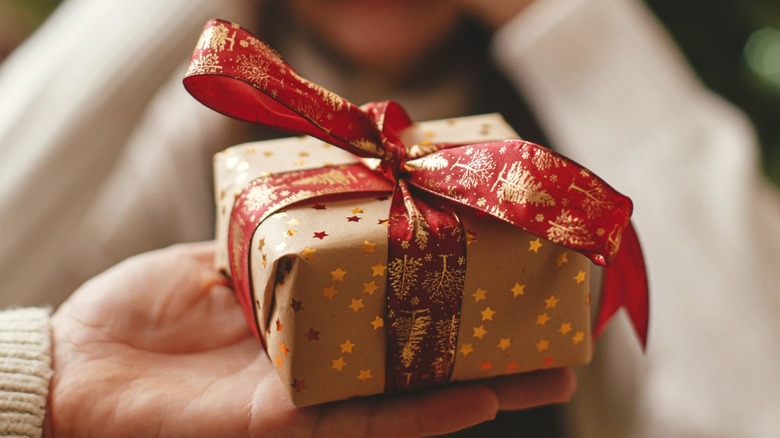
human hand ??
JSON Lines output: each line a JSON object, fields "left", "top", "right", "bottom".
{"left": 48, "top": 242, "right": 575, "bottom": 437}
{"left": 455, "top": 0, "right": 536, "bottom": 30}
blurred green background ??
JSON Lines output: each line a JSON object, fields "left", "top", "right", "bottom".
{"left": 3, "top": 0, "right": 780, "bottom": 186}
{"left": 644, "top": 0, "right": 780, "bottom": 186}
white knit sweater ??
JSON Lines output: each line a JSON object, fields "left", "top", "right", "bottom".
{"left": 0, "top": 309, "right": 51, "bottom": 438}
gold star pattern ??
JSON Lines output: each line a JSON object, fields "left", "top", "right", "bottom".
{"left": 331, "top": 357, "right": 347, "bottom": 371}
{"left": 473, "top": 325, "right": 488, "bottom": 340}
{"left": 459, "top": 343, "right": 474, "bottom": 356}
{"left": 352, "top": 207, "right": 365, "bottom": 214}
{"left": 556, "top": 252, "right": 569, "bottom": 266}
{"left": 574, "top": 270, "right": 587, "bottom": 284}
{"left": 280, "top": 343, "right": 290, "bottom": 356}
{"left": 466, "top": 230, "right": 478, "bottom": 245}
{"left": 481, "top": 306, "right": 496, "bottom": 321}
{"left": 257, "top": 238, "right": 266, "bottom": 251}
{"left": 285, "top": 228, "right": 296, "bottom": 237}
{"left": 536, "top": 339, "right": 550, "bottom": 352}
{"left": 286, "top": 218, "right": 300, "bottom": 226}
{"left": 349, "top": 298, "right": 365, "bottom": 312}
{"left": 300, "top": 247, "right": 316, "bottom": 260}
{"left": 536, "top": 313, "right": 550, "bottom": 326}
{"left": 357, "top": 369, "right": 372, "bottom": 382}
{"left": 371, "top": 262, "right": 387, "bottom": 277}
{"left": 572, "top": 331, "right": 585, "bottom": 344}
{"left": 529, "top": 238, "right": 543, "bottom": 253}
{"left": 322, "top": 286, "right": 338, "bottom": 300}
{"left": 275, "top": 319, "right": 283, "bottom": 332}
{"left": 274, "top": 241, "right": 287, "bottom": 252}
{"left": 330, "top": 267, "right": 347, "bottom": 281}
{"left": 362, "top": 240, "right": 376, "bottom": 254}
{"left": 511, "top": 283, "right": 525, "bottom": 297}
{"left": 363, "top": 281, "right": 378, "bottom": 295}
{"left": 559, "top": 322, "right": 572, "bottom": 335}
{"left": 340, "top": 340, "right": 356, "bottom": 353}
{"left": 497, "top": 338, "right": 512, "bottom": 351}
{"left": 370, "top": 316, "right": 384, "bottom": 330}
{"left": 275, "top": 354, "right": 284, "bottom": 368}
{"left": 472, "top": 288, "right": 487, "bottom": 302}
{"left": 545, "top": 295, "right": 559, "bottom": 309}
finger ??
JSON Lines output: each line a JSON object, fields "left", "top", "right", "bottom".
{"left": 311, "top": 383, "right": 499, "bottom": 437}
{"left": 478, "top": 367, "right": 577, "bottom": 411}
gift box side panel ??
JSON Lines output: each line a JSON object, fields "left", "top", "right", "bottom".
{"left": 451, "top": 208, "right": 592, "bottom": 382}
{"left": 252, "top": 197, "right": 392, "bottom": 406}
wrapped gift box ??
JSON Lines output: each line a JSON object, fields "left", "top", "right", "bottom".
{"left": 214, "top": 115, "right": 593, "bottom": 406}
{"left": 186, "top": 19, "right": 648, "bottom": 407}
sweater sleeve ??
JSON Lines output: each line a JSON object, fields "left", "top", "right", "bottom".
{"left": 491, "top": 1, "right": 780, "bottom": 437}
{"left": 0, "top": 308, "right": 52, "bottom": 438}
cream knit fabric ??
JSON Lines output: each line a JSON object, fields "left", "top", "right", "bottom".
{"left": 0, "top": 308, "right": 51, "bottom": 438}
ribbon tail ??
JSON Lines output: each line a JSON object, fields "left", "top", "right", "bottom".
{"left": 593, "top": 222, "right": 649, "bottom": 349}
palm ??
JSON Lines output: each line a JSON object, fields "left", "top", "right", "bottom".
{"left": 49, "top": 243, "right": 574, "bottom": 437}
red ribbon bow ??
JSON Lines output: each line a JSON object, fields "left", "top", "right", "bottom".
{"left": 184, "top": 19, "right": 649, "bottom": 392}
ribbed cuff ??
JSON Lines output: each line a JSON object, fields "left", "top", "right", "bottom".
{"left": 0, "top": 308, "right": 52, "bottom": 438}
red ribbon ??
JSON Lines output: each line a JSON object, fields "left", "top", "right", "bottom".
{"left": 184, "top": 19, "right": 649, "bottom": 391}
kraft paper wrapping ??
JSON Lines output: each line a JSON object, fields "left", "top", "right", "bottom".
{"left": 214, "top": 114, "right": 591, "bottom": 406}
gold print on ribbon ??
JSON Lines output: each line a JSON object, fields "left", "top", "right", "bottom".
{"left": 532, "top": 148, "right": 568, "bottom": 170}
{"left": 290, "top": 99, "right": 329, "bottom": 133}
{"left": 403, "top": 196, "right": 430, "bottom": 251}
{"left": 349, "top": 138, "right": 383, "bottom": 156}
{"left": 421, "top": 255, "right": 466, "bottom": 304}
{"left": 393, "top": 309, "right": 433, "bottom": 369}
{"left": 246, "top": 36, "right": 284, "bottom": 63}
{"left": 568, "top": 179, "right": 616, "bottom": 219}
{"left": 406, "top": 141, "right": 445, "bottom": 159}
{"left": 290, "top": 168, "right": 357, "bottom": 186}
{"left": 491, "top": 162, "right": 556, "bottom": 207}
{"left": 290, "top": 71, "right": 348, "bottom": 112}
{"left": 411, "top": 154, "right": 449, "bottom": 171}
{"left": 431, "top": 315, "right": 459, "bottom": 381}
{"left": 389, "top": 255, "right": 423, "bottom": 300}
{"left": 187, "top": 53, "right": 222, "bottom": 75}
{"left": 607, "top": 224, "right": 624, "bottom": 257}
{"left": 230, "top": 214, "right": 247, "bottom": 281}
{"left": 547, "top": 210, "right": 595, "bottom": 247}
{"left": 237, "top": 54, "right": 272, "bottom": 88}
{"left": 245, "top": 183, "right": 278, "bottom": 211}
{"left": 199, "top": 23, "right": 236, "bottom": 51}
{"left": 451, "top": 149, "right": 495, "bottom": 189}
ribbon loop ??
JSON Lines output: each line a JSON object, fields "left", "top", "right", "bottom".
{"left": 184, "top": 19, "right": 386, "bottom": 159}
